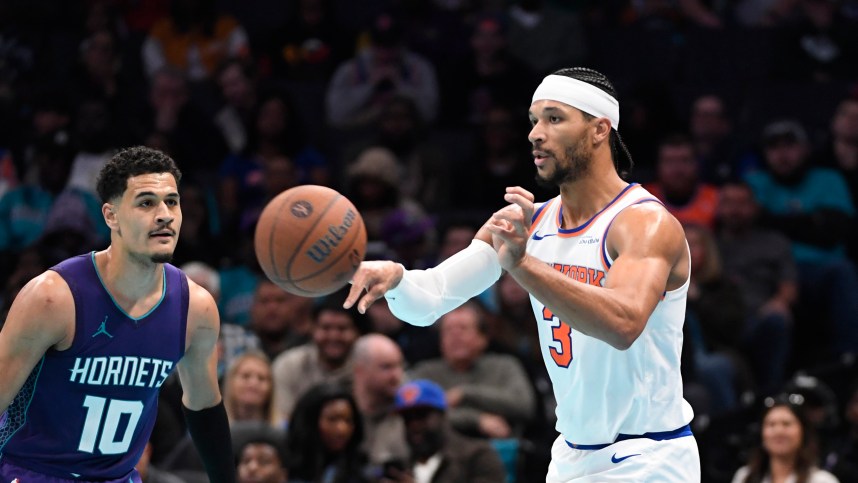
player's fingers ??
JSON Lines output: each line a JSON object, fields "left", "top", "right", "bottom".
{"left": 485, "top": 219, "right": 516, "bottom": 242}
{"left": 357, "top": 285, "right": 385, "bottom": 314}
{"left": 503, "top": 193, "right": 535, "bottom": 221}
{"left": 506, "top": 185, "right": 535, "bottom": 203}
{"left": 343, "top": 279, "right": 366, "bottom": 309}
{"left": 492, "top": 209, "right": 527, "bottom": 235}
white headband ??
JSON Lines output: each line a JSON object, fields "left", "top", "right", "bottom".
{"left": 532, "top": 75, "right": 620, "bottom": 130}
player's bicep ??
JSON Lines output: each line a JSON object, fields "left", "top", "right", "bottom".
{"left": 177, "top": 283, "right": 221, "bottom": 410}
{"left": 0, "top": 273, "right": 72, "bottom": 408}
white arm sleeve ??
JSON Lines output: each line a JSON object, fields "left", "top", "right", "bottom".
{"left": 384, "top": 240, "right": 502, "bottom": 326}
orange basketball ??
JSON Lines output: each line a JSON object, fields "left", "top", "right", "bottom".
{"left": 254, "top": 185, "right": 367, "bottom": 297}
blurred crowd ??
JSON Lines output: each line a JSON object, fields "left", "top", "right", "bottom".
{"left": 1, "top": 0, "right": 858, "bottom": 482}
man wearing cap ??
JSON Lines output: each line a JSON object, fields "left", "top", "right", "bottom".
{"left": 347, "top": 67, "right": 700, "bottom": 481}
{"left": 325, "top": 12, "right": 439, "bottom": 129}
{"left": 381, "top": 379, "right": 506, "bottom": 483}
{"left": 746, "top": 119, "right": 858, "bottom": 358}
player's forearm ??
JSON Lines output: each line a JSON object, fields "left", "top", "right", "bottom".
{"left": 508, "top": 256, "right": 650, "bottom": 350}
{"left": 385, "top": 240, "right": 501, "bottom": 326}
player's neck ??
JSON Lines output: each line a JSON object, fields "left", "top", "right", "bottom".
{"left": 95, "top": 247, "right": 164, "bottom": 302}
{"left": 557, "top": 165, "right": 628, "bottom": 229}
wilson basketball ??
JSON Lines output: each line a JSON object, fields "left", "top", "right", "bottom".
{"left": 254, "top": 185, "right": 367, "bottom": 297}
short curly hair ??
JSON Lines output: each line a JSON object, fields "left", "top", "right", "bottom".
{"left": 96, "top": 146, "right": 182, "bottom": 203}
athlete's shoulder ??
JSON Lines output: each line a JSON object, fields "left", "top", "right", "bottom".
{"left": 186, "top": 276, "right": 218, "bottom": 323}
{"left": 21, "top": 269, "right": 75, "bottom": 309}
{"left": 5, "top": 270, "right": 75, "bottom": 349}
{"left": 608, "top": 202, "right": 686, "bottom": 254}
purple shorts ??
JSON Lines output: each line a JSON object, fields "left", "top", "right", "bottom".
{"left": 0, "top": 460, "right": 141, "bottom": 483}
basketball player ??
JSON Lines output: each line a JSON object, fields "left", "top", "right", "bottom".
{"left": 345, "top": 67, "right": 700, "bottom": 481}
{"left": 0, "top": 147, "right": 235, "bottom": 482}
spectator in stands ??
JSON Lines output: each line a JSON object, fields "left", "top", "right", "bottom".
{"left": 272, "top": 293, "right": 362, "bottom": 422}
{"left": 452, "top": 103, "right": 552, "bottom": 215}
{"left": 388, "top": 379, "right": 506, "bottom": 483}
{"left": 507, "top": 0, "right": 588, "bottom": 73}
{"left": 219, "top": 92, "right": 328, "bottom": 234}
{"left": 222, "top": 351, "right": 281, "bottom": 427}
{"left": 286, "top": 383, "right": 369, "bottom": 483}
{"left": 345, "top": 96, "right": 449, "bottom": 212}
{"left": 732, "top": 397, "right": 839, "bottom": 483}
{"left": 216, "top": 226, "right": 261, "bottom": 326}
{"left": 772, "top": 0, "right": 858, "bottom": 82}
{"left": 684, "top": 223, "right": 749, "bottom": 414}
{"left": 71, "top": 29, "right": 131, "bottom": 121}
{"left": 351, "top": 334, "right": 410, "bottom": 466}
{"left": 135, "top": 441, "right": 187, "bottom": 483}
{"left": 409, "top": 300, "right": 535, "bottom": 439}
{"left": 819, "top": 95, "right": 858, "bottom": 261}
{"left": 646, "top": 134, "right": 720, "bottom": 229}
{"left": 266, "top": 0, "right": 355, "bottom": 82}
{"left": 136, "top": 67, "right": 227, "bottom": 180}
{"left": 214, "top": 59, "right": 257, "bottom": 155}
{"left": 716, "top": 181, "right": 796, "bottom": 395}
{"left": 142, "top": 0, "right": 250, "bottom": 82}
{"left": 689, "top": 94, "right": 749, "bottom": 184}
{"left": 0, "top": 134, "right": 72, "bottom": 254}
{"left": 249, "top": 279, "right": 313, "bottom": 361}
{"left": 325, "top": 12, "right": 439, "bottom": 129}
{"left": 827, "top": 380, "right": 858, "bottom": 481}
{"left": 235, "top": 430, "right": 289, "bottom": 483}
{"left": 344, "top": 146, "right": 429, "bottom": 244}
{"left": 441, "top": 12, "right": 536, "bottom": 126}
{"left": 363, "top": 297, "right": 440, "bottom": 368}
{"left": 746, "top": 119, "right": 858, "bottom": 357}
{"left": 171, "top": 182, "right": 222, "bottom": 268}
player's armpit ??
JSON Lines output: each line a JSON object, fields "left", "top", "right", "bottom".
{"left": 0, "top": 272, "right": 74, "bottom": 413}
{"left": 176, "top": 280, "right": 221, "bottom": 411}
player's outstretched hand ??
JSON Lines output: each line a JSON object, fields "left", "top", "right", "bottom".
{"left": 344, "top": 261, "right": 404, "bottom": 314}
{"left": 486, "top": 186, "right": 535, "bottom": 270}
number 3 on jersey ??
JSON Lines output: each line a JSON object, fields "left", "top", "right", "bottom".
{"left": 543, "top": 306, "right": 573, "bottom": 367}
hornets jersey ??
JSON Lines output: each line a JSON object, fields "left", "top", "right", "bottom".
{"left": 526, "top": 183, "right": 693, "bottom": 445}
{"left": 0, "top": 253, "right": 188, "bottom": 479}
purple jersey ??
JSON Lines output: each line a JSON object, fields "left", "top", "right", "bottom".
{"left": 0, "top": 252, "right": 188, "bottom": 479}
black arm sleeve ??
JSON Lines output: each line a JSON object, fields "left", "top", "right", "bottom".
{"left": 182, "top": 401, "right": 237, "bottom": 483}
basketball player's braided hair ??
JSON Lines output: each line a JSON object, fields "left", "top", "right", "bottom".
{"left": 551, "top": 67, "right": 634, "bottom": 179}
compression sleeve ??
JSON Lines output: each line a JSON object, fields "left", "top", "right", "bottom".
{"left": 182, "top": 401, "right": 237, "bottom": 483}
{"left": 384, "top": 239, "right": 502, "bottom": 326}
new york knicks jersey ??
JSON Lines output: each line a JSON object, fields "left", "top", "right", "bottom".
{"left": 527, "top": 183, "right": 693, "bottom": 445}
{"left": 0, "top": 253, "right": 188, "bottom": 479}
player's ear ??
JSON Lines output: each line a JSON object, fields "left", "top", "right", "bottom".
{"left": 593, "top": 118, "right": 611, "bottom": 145}
{"left": 103, "top": 203, "right": 118, "bottom": 229}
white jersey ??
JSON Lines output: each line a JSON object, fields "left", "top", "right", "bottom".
{"left": 526, "top": 183, "right": 693, "bottom": 445}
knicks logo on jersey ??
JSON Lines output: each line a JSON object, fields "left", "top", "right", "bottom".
{"left": 550, "top": 262, "right": 606, "bottom": 287}
{"left": 69, "top": 356, "right": 173, "bottom": 388}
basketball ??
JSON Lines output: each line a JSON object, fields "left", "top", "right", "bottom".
{"left": 254, "top": 185, "right": 367, "bottom": 297}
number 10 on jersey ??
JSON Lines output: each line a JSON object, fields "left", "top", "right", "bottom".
{"left": 543, "top": 306, "right": 573, "bottom": 367}
{"left": 78, "top": 395, "right": 144, "bottom": 454}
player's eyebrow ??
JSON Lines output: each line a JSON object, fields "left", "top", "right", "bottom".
{"left": 134, "top": 191, "right": 180, "bottom": 199}
{"left": 529, "top": 106, "right": 564, "bottom": 118}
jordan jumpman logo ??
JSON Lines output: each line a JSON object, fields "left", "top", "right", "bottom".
{"left": 92, "top": 316, "right": 113, "bottom": 339}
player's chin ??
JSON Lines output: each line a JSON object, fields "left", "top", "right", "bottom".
{"left": 150, "top": 249, "right": 174, "bottom": 264}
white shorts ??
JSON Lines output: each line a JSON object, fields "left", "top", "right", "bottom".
{"left": 546, "top": 433, "right": 701, "bottom": 482}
